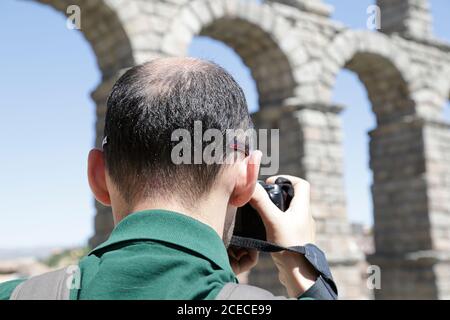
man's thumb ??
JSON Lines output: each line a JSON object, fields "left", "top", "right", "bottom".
{"left": 248, "top": 183, "right": 280, "bottom": 225}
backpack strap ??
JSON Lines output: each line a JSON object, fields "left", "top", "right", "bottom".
{"left": 10, "top": 267, "right": 71, "bottom": 300}
{"left": 215, "top": 283, "right": 294, "bottom": 300}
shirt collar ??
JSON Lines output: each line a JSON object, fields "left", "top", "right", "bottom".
{"left": 89, "top": 209, "right": 233, "bottom": 274}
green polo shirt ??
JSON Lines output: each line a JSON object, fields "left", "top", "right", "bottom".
{"left": 0, "top": 210, "right": 238, "bottom": 300}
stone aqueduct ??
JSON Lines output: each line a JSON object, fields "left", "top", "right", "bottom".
{"left": 29, "top": 0, "right": 450, "bottom": 299}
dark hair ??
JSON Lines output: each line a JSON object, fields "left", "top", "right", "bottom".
{"left": 103, "top": 58, "right": 251, "bottom": 207}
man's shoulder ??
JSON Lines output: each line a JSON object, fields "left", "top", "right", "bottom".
{"left": 0, "top": 279, "right": 26, "bottom": 300}
{"left": 77, "top": 240, "right": 236, "bottom": 299}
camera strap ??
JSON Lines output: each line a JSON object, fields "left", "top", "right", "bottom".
{"left": 230, "top": 235, "right": 337, "bottom": 296}
{"left": 230, "top": 236, "right": 306, "bottom": 254}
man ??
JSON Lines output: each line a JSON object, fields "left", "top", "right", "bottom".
{"left": 0, "top": 57, "right": 336, "bottom": 300}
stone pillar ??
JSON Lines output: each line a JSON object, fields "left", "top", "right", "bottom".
{"left": 369, "top": 116, "right": 434, "bottom": 299}
{"left": 377, "top": 0, "right": 433, "bottom": 40}
{"left": 419, "top": 118, "right": 450, "bottom": 299}
{"left": 88, "top": 76, "right": 120, "bottom": 248}
{"left": 368, "top": 115, "right": 450, "bottom": 299}
{"left": 249, "top": 103, "right": 369, "bottom": 299}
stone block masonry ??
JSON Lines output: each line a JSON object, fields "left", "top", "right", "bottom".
{"left": 29, "top": 0, "right": 450, "bottom": 299}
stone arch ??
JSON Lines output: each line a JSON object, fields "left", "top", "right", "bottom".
{"left": 422, "top": 69, "right": 450, "bottom": 120}
{"left": 159, "top": 0, "right": 313, "bottom": 293}
{"left": 320, "top": 30, "right": 416, "bottom": 125}
{"left": 446, "top": 72, "right": 450, "bottom": 117}
{"left": 438, "top": 67, "right": 450, "bottom": 111}
{"left": 15, "top": 0, "right": 449, "bottom": 299}
{"left": 318, "top": 30, "right": 448, "bottom": 299}
{"left": 34, "top": 0, "right": 142, "bottom": 79}
{"left": 441, "top": 69, "right": 450, "bottom": 100}
{"left": 160, "top": 0, "right": 306, "bottom": 108}
{"left": 402, "top": 60, "right": 450, "bottom": 122}
{"left": 29, "top": 0, "right": 152, "bottom": 246}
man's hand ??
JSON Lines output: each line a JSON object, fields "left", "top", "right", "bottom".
{"left": 228, "top": 246, "right": 259, "bottom": 276}
{"left": 249, "top": 175, "right": 319, "bottom": 297}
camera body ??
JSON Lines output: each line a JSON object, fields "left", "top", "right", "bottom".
{"left": 233, "top": 178, "right": 294, "bottom": 241}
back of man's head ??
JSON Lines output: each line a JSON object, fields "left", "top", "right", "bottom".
{"left": 103, "top": 57, "right": 251, "bottom": 208}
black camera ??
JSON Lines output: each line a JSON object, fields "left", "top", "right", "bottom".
{"left": 232, "top": 177, "right": 294, "bottom": 241}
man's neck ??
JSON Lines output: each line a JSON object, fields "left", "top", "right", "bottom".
{"left": 113, "top": 193, "right": 230, "bottom": 239}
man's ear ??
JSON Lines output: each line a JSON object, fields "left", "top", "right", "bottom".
{"left": 87, "top": 149, "right": 111, "bottom": 206}
{"left": 229, "top": 150, "right": 262, "bottom": 208}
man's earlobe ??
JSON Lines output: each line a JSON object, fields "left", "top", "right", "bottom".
{"left": 229, "top": 150, "right": 262, "bottom": 208}
{"left": 87, "top": 149, "right": 111, "bottom": 206}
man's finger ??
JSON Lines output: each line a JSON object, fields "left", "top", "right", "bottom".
{"left": 266, "top": 175, "right": 310, "bottom": 213}
{"left": 266, "top": 175, "right": 303, "bottom": 185}
{"left": 249, "top": 183, "right": 280, "bottom": 224}
{"left": 238, "top": 250, "right": 259, "bottom": 270}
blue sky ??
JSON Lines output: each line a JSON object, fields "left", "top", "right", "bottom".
{"left": 1, "top": 0, "right": 449, "bottom": 248}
